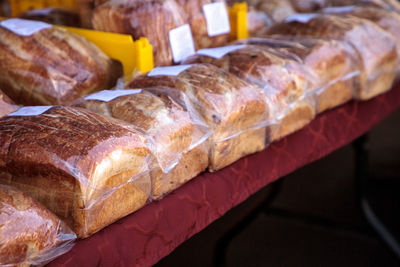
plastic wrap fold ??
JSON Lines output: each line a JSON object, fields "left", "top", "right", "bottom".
{"left": 267, "top": 14, "right": 399, "bottom": 100}
{"left": 0, "top": 90, "right": 18, "bottom": 118}
{"left": 127, "top": 64, "right": 269, "bottom": 171}
{"left": 0, "top": 106, "right": 153, "bottom": 238}
{"left": 0, "top": 24, "right": 121, "bottom": 106}
{"left": 0, "top": 185, "right": 76, "bottom": 267}
{"left": 183, "top": 44, "right": 318, "bottom": 141}
{"left": 75, "top": 88, "right": 212, "bottom": 199}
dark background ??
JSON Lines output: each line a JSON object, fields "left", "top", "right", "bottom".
{"left": 156, "top": 110, "right": 400, "bottom": 267}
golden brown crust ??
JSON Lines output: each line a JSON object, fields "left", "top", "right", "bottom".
{"left": 128, "top": 64, "right": 268, "bottom": 171}
{"left": 0, "top": 185, "right": 75, "bottom": 266}
{"left": 0, "top": 89, "right": 18, "bottom": 118}
{"left": 0, "top": 26, "right": 121, "bottom": 106}
{"left": 267, "top": 15, "right": 398, "bottom": 100}
{"left": 92, "top": 0, "right": 186, "bottom": 66}
{"left": 0, "top": 106, "right": 152, "bottom": 237}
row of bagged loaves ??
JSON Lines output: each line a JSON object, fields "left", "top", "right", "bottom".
{"left": 0, "top": 2, "right": 400, "bottom": 265}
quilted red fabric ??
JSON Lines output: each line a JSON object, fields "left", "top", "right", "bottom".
{"left": 49, "top": 83, "right": 400, "bottom": 267}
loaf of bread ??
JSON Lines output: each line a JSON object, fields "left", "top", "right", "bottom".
{"left": 92, "top": 0, "right": 186, "bottom": 66}
{"left": 321, "top": 5, "right": 400, "bottom": 61}
{"left": 183, "top": 45, "right": 317, "bottom": 141}
{"left": 75, "top": 88, "right": 210, "bottom": 199}
{"left": 237, "top": 37, "right": 359, "bottom": 113}
{"left": 0, "top": 106, "right": 153, "bottom": 238}
{"left": 0, "top": 89, "right": 18, "bottom": 118}
{"left": 0, "top": 21, "right": 121, "bottom": 106}
{"left": 267, "top": 14, "right": 398, "bottom": 100}
{"left": 175, "top": 0, "right": 230, "bottom": 50}
{"left": 128, "top": 64, "right": 268, "bottom": 171}
{"left": 0, "top": 185, "right": 76, "bottom": 266}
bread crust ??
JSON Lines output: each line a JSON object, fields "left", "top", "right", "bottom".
{"left": 0, "top": 106, "right": 152, "bottom": 238}
{"left": 128, "top": 64, "right": 268, "bottom": 171}
{"left": 0, "top": 26, "right": 121, "bottom": 106}
{"left": 0, "top": 185, "right": 75, "bottom": 266}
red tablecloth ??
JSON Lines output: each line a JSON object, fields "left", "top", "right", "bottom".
{"left": 49, "top": 83, "right": 400, "bottom": 267}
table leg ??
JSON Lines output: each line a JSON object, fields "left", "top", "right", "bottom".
{"left": 353, "top": 134, "right": 400, "bottom": 260}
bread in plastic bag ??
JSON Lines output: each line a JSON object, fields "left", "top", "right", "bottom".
{"left": 0, "top": 185, "right": 76, "bottom": 266}
{"left": 92, "top": 0, "right": 187, "bottom": 66}
{"left": 183, "top": 44, "right": 318, "bottom": 141}
{"left": 0, "top": 89, "right": 18, "bottom": 118}
{"left": 127, "top": 64, "right": 269, "bottom": 171}
{"left": 229, "top": 0, "right": 295, "bottom": 23}
{"left": 75, "top": 88, "right": 211, "bottom": 199}
{"left": 175, "top": 0, "right": 230, "bottom": 50}
{"left": 236, "top": 37, "right": 360, "bottom": 113}
{"left": 246, "top": 7, "right": 273, "bottom": 37}
{"left": 267, "top": 14, "right": 399, "bottom": 100}
{"left": 321, "top": 5, "right": 400, "bottom": 66}
{"left": 0, "top": 106, "right": 153, "bottom": 238}
{"left": 0, "top": 21, "right": 122, "bottom": 106}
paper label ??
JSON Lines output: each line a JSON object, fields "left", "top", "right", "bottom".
{"left": 322, "top": 6, "right": 356, "bottom": 14}
{"left": 85, "top": 89, "right": 142, "bottom": 102}
{"left": 8, "top": 106, "right": 52, "bottom": 116}
{"left": 169, "top": 24, "right": 196, "bottom": 63}
{"left": 148, "top": 65, "right": 193, "bottom": 77}
{"left": 0, "top": 18, "right": 52, "bottom": 36}
{"left": 285, "top": 13, "right": 318, "bottom": 24}
{"left": 202, "top": 2, "right": 231, "bottom": 37}
{"left": 197, "top": 45, "right": 246, "bottom": 59}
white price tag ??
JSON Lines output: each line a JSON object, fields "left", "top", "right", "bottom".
{"left": 197, "top": 45, "right": 246, "bottom": 59}
{"left": 148, "top": 65, "right": 193, "bottom": 77}
{"left": 0, "top": 18, "right": 52, "bottom": 36}
{"left": 169, "top": 24, "right": 196, "bottom": 63}
{"left": 85, "top": 89, "right": 142, "bottom": 102}
{"left": 285, "top": 13, "right": 318, "bottom": 24}
{"left": 202, "top": 2, "right": 231, "bottom": 37}
{"left": 8, "top": 106, "right": 52, "bottom": 116}
{"left": 322, "top": 6, "right": 356, "bottom": 14}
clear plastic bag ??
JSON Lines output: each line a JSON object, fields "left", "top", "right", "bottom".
{"left": 0, "top": 23, "right": 122, "bottom": 106}
{"left": 267, "top": 14, "right": 399, "bottom": 100}
{"left": 75, "top": 88, "right": 212, "bottom": 199}
{"left": 0, "top": 184, "right": 76, "bottom": 267}
{"left": 127, "top": 64, "right": 269, "bottom": 171}
{"left": 0, "top": 106, "right": 154, "bottom": 238}
{"left": 0, "top": 90, "right": 18, "bottom": 118}
{"left": 183, "top": 44, "right": 318, "bottom": 141}
{"left": 236, "top": 37, "right": 361, "bottom": 113}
